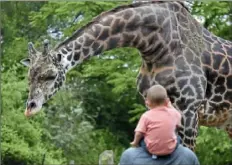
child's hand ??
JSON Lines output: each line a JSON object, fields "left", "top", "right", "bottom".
{"left": 167, "top": 101, "right": 174, "bottom": 108}
{"left": 130, "top": 141, "right": 139, "bottom": 147}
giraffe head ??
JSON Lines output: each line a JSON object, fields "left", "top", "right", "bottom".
{"left": 21, "top": 40, "right": 66, "bottom": 117}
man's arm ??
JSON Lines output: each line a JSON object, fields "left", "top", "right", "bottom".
{"left": 130, "top": 131, "right": 144, "bottom": 147}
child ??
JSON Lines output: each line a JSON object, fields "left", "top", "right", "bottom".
{"left": 130, "top": 85, "right": 181, "bottom": 159}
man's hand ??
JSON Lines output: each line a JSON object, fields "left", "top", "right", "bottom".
{"left": 130, "top": 141, "right": 139, "bottom": 147}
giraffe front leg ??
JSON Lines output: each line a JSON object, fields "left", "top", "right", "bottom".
{"left": 152, "top": 78, "right": 204, "bottom": 150}
{"left": 168, "top": 75, "right": 206, "bottom": 150}
{"left": 177, "top": 101, "right": 201, "bottom": 151}
{"left": 155, "top": 76, "right": 205, "bottom": 150}
{"left": 170, "top": 53, "right": 208, "bottom": 150}
{"left": 171, "top": 70, "right": 208, "bottom": 150}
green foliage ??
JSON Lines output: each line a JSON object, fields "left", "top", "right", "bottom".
{"left": 40, "top": 87, "right": 125, "bottom": 164}
{"left": 196, "top": 126, "right": 232, "bottom": 165}
{"left": 70, "top": 129, "right": 125, "bottom": 164}
{"left": 81, "top": 48, "right": 141, "bottom": 95}
{"left": 1, "top": 2, "right": 44, "bottom": 43}
{"left": 192, "top": 1, "right": 232, "bottom": 40}
{"left": 28, "top": 1, "right": 127, "bottom": 43}
{"left": 2, "top": 38, "right": 28, "bottom": 71}
{"left": 128, "top": 103, "right": 145, "bottom": 123}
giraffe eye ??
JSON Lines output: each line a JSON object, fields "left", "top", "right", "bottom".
{"left": 39, "top": 74, "right": 57, "bottom": 81}
{"left": 45, "top": 75, "right": 57, "bottom": 81}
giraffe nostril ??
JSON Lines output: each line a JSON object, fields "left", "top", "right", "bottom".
{"left": 27, "top": 101, "right": 37, "bottom": 109}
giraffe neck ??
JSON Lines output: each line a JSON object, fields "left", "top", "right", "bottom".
{"left": 54, "top": 2, "right": 185, "bottom": 72}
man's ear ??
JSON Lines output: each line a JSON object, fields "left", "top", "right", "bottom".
{"left": 20, "top": 58, "right": 30, "bottom": 67}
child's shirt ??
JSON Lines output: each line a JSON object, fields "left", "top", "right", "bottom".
{"left": 135, "top": 106, "right": 181, "bottom": 155}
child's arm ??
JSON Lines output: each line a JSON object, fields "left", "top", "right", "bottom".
{"left": 131, "top": 113, "right": 147, "bottom": 147}
{"left": 130, "top": 131, "right": 144, "bottom": 147}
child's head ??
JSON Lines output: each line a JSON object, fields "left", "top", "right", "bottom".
{"left": 145, "top": 85, "right": 169, "bottom": 108}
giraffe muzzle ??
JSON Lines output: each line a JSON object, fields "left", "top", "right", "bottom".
{"left": 24, "top": 96, "right": 44, "bottom": 117}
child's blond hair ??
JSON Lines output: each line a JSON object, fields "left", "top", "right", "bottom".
{"left": 146, "top": 85, "right": 168, "bottom": 105}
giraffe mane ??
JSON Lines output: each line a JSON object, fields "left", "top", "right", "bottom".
{"left": 54, "top": 1, "right": 189, "bottom": 50}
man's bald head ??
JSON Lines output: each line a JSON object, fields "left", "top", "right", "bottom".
{"left": 146, "top": 85, "right": 168, "bottom": 106}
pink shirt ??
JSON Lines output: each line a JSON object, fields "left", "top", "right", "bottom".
{"left": 135, "top": 106, "right": 181, "bottom": 155}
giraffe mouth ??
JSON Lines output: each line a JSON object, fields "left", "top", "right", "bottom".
{"left": 24, "top": 106, "right": 42, "bottom": 117}
{"left": 24, "top": 108, "right": 32, "bottom": 117}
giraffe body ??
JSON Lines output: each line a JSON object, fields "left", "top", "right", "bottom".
{"left": 21, "top": 1, "right": 232, "bottom": 150}
{"left": 199, "top": 30, "right": 232, "bottom": 136}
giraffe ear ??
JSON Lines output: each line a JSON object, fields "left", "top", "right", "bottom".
{"left": 20, "top": 58, "right": 31, "bottom": 67}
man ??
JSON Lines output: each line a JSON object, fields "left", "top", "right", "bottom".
{"left": 119, "top": 145, "right": 200, "bottom": 165}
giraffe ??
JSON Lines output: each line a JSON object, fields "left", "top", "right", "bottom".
{"left": 20, "top": 1, "right": 232, "bottom": 150}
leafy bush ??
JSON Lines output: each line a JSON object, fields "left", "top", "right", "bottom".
{"left": 196, "top": 126, "right": 232, "bottom": 165}
{"left": 70, "top": 129, "right": 125, "bottom": 164}
{"left": 42, "top": 81, "right": 125, "bottom": 164}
